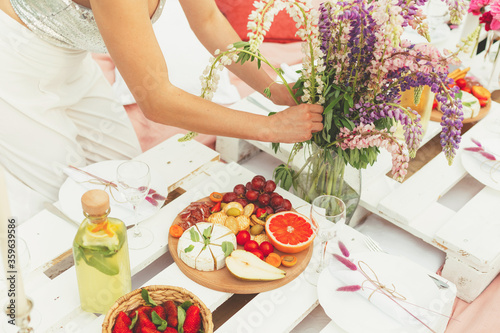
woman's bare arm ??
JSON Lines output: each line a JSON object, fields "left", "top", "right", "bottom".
{"left": 178, "top": 0, "right": 293, "bottom": 105}
{"left": 89, "top": 0, "right": 323, "bottom": 143}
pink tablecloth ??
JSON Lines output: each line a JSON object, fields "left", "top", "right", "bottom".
{"left": 446, "top": 274, "right": 500, "bottom": 332}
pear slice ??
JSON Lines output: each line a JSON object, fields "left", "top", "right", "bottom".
{"left": 226, "top": 250, "right": 286, "bottom": 281}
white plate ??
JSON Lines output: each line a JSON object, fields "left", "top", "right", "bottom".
{"left": 318, "top": 252, "right": 449, "bottom": 333}
{"left": 58, "top": 160, "right": 165, "bottom": 225}
{"left": 461, "top": 137, "right": 500, "bottom": 191}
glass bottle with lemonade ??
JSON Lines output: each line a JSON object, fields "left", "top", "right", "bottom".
{"left": 72, "top": 189, "right": 131, "bottom": 314}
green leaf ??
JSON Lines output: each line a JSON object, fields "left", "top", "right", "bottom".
{"left": 345, "top": 94, "right": 354, "bottom": 107}
{"left": 232, "top": 41, "right": 248, "bottom": 48}
{"left": 189, "top": 228, "right": 200, "bottom": 242}
{"left": 222, "top": 241, "right": 234, "bottom": 257}
{"left": 323, "top": 94, "right": 343, "bottom": 115}
{"left": 271, "top": 142, "right": 281, "bottom": 153}
{"left": 129, "top": 311, "right": 138, "bottom": 330}
{"left": 184, "top": 245, "right": 195, "bottom": 253}
{"left": 180, "top": 301, "right": 193, "bottom": 310}
{"left": 141, "top": 288, "right": 157, "bottom": 307}
{"left": 152, "top": 311, "right": 168, "bottom": 331}
{"left": 177, "top": 305, "right": 187, "bottom": 333}
{"left": 203, "top": 226, "right": 213, "bottom": 240}
{"left": 264, "top": 87, "right": 271, "bottom": 98}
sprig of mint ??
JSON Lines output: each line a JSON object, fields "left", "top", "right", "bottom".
{"left": 129, "top": 311, "right": 138, "bottom": 330}
{"left": 141, "top": 288, "right": 157, "bottom": 307}
{"left": 184, "top": 245, "right": 194, "bottom": 253}
{"left": 222, "top": 241, "right": 234, "bottom": 257}
{"left": 202, "top": 226, "right": 213, "bottom": 250}
{"left": 177, "top": 305, "right": 186, "bottom": 333}
{"left": 190, "top": 228, "right": 200, "bottom": 242}
{"left": 152, "top": 311, "right": 168, "bottom": 331}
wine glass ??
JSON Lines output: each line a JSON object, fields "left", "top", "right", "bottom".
{"left": 305, "top": 195, "right": 346, "bottom": 286}
{"left": 116, "top": 161, "right": 153, "bottom": 250}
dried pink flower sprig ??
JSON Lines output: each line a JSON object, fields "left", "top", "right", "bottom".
{"left": 464, "top": 138, "right": 498, "bottom": 161}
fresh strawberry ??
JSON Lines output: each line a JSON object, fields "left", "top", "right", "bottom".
{"left": 455, "top": 78, "right": 467, "bottom": 90}
{"left": 163, "top": 300, "right": 178, "bottom": 327}
{"left": 432, "top": 98, "right": 438, "bottom": 109}
{"left": 256, "top": 208, "right": 267, "bottom": 220}
{"left": 136, "top": 306, "right": 153, "bottom": 317}
{"left": 112, "top": 311, "right": 132, "bottom": 333}
{"left": 478, "top": 97, "right": 488, "bottom": 107}
{"left": 139, "top": 327, "right": 161, "bottom": 333}
{"left": 135, "top": 310, "right": 156, "bottom": 333}
{"left": 164, "top": 328, "right": 178, "bottom": 333}
{"left": 151, "top": 306, "right": 166, "bottom": 320}
{"left": 183, "top": 305, "right": 201, "bottom": 333}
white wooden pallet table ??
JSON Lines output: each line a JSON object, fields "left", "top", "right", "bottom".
{"left": 1, "top": 134, "right": 456, "bottom": 333}
{"left": 219, "top": 92, "right": 500, "bottom": 303}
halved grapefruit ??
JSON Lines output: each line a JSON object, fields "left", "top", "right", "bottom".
{"left": 265, "top": 211, "right": 315, "bottom": 254}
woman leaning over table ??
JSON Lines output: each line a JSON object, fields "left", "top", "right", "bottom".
{"left": 0, "top": 0, "right": 324, "bottom": 201}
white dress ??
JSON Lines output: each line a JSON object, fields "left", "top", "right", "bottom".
{"left": 0, "top": 3, "right": 153, "bottom": 201}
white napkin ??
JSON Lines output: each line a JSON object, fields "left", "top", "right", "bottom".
{"left": 328, "top": 257, "right": 438, "bottom": 332}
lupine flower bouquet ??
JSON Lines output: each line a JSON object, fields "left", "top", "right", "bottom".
{"left": 183, "top": 0, "right": 476, "bottom": 211}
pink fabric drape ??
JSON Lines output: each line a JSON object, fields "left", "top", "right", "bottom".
{"left": 446, "top": 274, "right": 500, "bottom": 333}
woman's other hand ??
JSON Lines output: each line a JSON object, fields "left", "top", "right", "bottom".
{"left": 268, "top": 103, "right": 323, "bottom": 143}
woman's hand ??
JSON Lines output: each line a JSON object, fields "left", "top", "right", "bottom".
{"left": 268, "top": 103, "right": 324, "bottom": 143}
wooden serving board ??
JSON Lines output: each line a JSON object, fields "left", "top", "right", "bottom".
{"left": 431, "top": 99, "right": 491, "bottom": 124}
{"left": 167, "top": 197, "right": 313, "bottom": 294}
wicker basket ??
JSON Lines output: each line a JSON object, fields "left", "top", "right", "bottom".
{"left": 102, "top": 285, "right": 213, "bottom": 333}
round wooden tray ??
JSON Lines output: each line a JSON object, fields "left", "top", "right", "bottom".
{"left": 167, "top": 197, "right": 314, "bottom": 294}
{"left": 431, "top": 99, "right": 491, "bottom": 124}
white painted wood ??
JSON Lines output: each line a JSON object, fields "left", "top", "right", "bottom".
{"left": 215, "top": 137, "right": 261, "bottom": 163}
{"left": 435, "top": 186, "right": 500, "bottom": 269}
{"left": 441, "top": 254, "right": 499, "bottom": 303}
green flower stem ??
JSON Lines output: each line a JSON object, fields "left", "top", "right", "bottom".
{"left": 236, "top": 49, "right": 299, "bottom": 104}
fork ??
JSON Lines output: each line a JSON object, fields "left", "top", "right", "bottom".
{"left": 361, "top": 234, "right": 450, "bottom": 289}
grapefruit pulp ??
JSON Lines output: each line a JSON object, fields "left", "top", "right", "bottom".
{"left": 265, "top": 211, "right": 315, "bottom": 254}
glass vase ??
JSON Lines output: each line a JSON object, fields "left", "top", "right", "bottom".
{"left": 292, "top": 143, "right": 361, "bottom": 225}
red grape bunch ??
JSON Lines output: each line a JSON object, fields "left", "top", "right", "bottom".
{"left": 222, "top": 175, "right": 292, "bottom": 215}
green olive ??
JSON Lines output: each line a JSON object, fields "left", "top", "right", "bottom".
{"left": 250, "top": 224, "right": 264, "bottom": 235}
{"left": 226, "top": 207, "right": 241, "bottom": 217}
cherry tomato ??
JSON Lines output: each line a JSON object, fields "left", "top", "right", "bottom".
{"left": 259, "top": 241, "right": 274, "bottom": 256}
{"left": 251, "top": 249, "right": 264, "bottom": 260}
{"left": 455, "top": 78, "right": 467, "bottom": 90}
{"left": 244, "top": 240, "right": 259, "bottom": 252}
{"left": 432, "top": 99, "right": 438, "bottom": 110}
{"left": 236, "top": 230, "right": 250, "bottom": 246}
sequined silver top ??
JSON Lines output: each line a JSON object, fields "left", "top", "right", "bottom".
{"left": 10, "top": 0, "right": 166, "bottom": 53}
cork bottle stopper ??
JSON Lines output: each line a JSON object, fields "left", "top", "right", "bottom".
{"left": 81, "top": 189, "right": 110, "bottom": 216}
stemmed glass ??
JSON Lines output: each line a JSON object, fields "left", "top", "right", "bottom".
{"left": 116, "top": 161, "right": 153, "bottom": 250}
{"left": 305, "top": 195, "right": 346, "bottom": 286}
